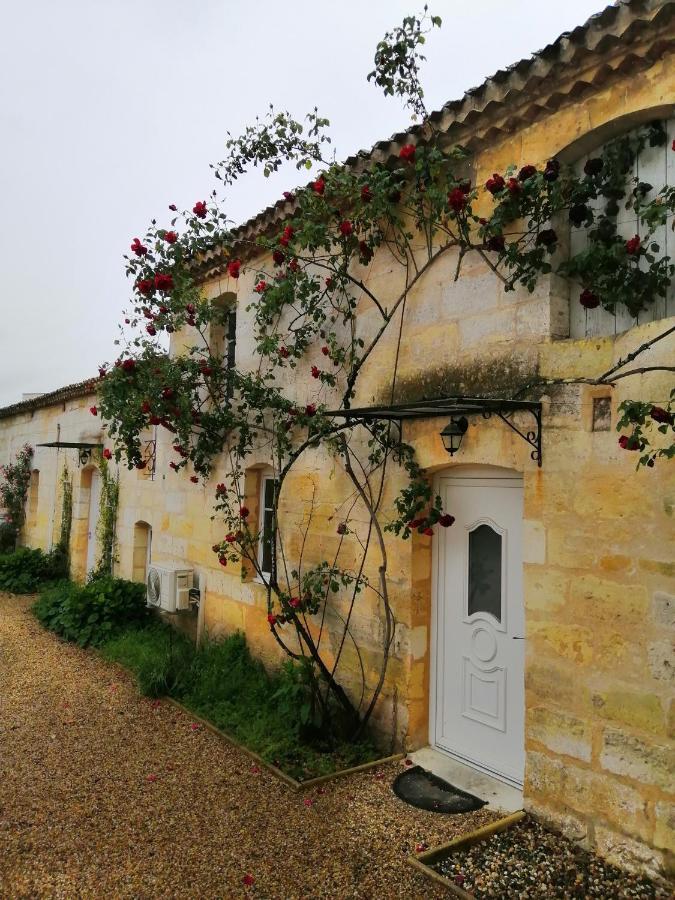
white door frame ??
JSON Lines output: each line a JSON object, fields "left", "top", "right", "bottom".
{"left": 429, "top": 465, "right": 525, "bottom": 788}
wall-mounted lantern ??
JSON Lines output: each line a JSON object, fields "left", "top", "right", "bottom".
{"left": 440, "top": 416, "right": 468, "bottom": 456}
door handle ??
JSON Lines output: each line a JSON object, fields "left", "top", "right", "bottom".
{"left": 512, "top": 636, "right": 525, "bottom": 640}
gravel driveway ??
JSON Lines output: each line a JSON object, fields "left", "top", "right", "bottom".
{"left": 0, "top": 594, "right": 498, "bottom": 899}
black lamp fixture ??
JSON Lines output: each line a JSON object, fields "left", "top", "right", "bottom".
{"left": 440, "top": 416, "right": 468, "bottom": 456}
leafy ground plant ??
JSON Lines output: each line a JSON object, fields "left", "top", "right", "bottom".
{"left": 0, "top": 547, "right": 68, "bottom": 594}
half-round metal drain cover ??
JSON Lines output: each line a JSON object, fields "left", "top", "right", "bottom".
{"left": 392, "top": 765, "right": 486, "bottom": 814}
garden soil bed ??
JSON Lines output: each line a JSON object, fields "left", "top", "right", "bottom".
{"left": 413, "top": 812, "right": 671, "bottom": 899}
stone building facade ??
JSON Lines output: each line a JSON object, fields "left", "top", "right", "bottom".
{"left": 1, "top": 0, "right": 673, "bottom": 879}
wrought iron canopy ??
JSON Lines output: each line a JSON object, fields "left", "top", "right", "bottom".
{"left": 37, "top": 441, "right": 103, "bottom": 466}
{"left": 322, "top": 397, "right": 542, "bottom": 466}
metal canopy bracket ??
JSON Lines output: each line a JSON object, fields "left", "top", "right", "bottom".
{"left": 323, "top": 397, "right": 543, "bottom": 467}
{"left": 37, "top": 441, "right": 103, "bottom": 466}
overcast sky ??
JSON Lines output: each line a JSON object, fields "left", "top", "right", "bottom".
{"left": 0, "top": 0, "right": 606, "bottom": 406}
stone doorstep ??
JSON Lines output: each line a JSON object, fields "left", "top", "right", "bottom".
{"left": 408, "top": 746, "right": 524, "bottom": 814}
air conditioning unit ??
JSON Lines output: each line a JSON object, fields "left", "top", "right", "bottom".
{"left": 146, "top": 563, "right": 194, "bottom": 613}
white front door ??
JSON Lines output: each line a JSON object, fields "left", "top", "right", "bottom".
{"left": 86, "top": 469, "right": 102, "bottom": 575}
{"left": 432, "top": 467, "right": 525, "bottom": 787}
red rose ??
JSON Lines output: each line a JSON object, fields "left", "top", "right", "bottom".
{"left": 218, "top": 555, "right": 227, "bottom": 567}
{"left": 487, "top": 234, "right": 505, "bottom": 252}
{"left": 325, "top": 277, "right": 335, "bottom": 290}
{"left": 161, "top": 387, "right": 173, "bottom": 399}
{"left": 279, "top": 346, "right": 290, "bottom": 358}
{"left": 186, "top": 302, "right": 195, "bottom": 314}
{"left": 283, "top": 224, "right": 294, "bottom": 239}
{"left": 618, "top": 434, "right": 639, "bottom": 451}
{"left": 423, "top": 527, "right": 434, "bottom": 536}
{"left": 448, "top": 187, "right": 467, "bottom": 213}
{"left": 146, "top": 324, "right": 157, "bottom": 336}
{"left": 339, "top": 220, "right": 353, "bottom": 237}
{"left": 282, "top": 191, "right": 295, "bottom": 201}
{"left": 506, "top": 177, "right": 521, "bottom": 195}
{"left": 321, "top": 346, "right": 329, "bottom": 356}
{"left": 122, "top": 358, "right": 136, "bottom": 372}
{"left": 164, "top": 231, "right": 178, "bottom": 244}
{"left": 626, "top": 235, "right": 641, "bottom": 255}
{"left": 136, "top": 278, "right": 153, "bottom": 296}
{"left": 169, "top": 461, "right": 179, "bottom": 471}
{"left": 130, "top": 237, "right": 148, "bottom": 256}
{"left": 142, "top": 307, "right": 153, "bottom": 319}
{"left": 267, "top": 613, "right": 277, "bottom": 625}
{"left": 485, "top": 173, "right": 505, "bottom": 195}
{"left": 580, "top": 289, "right": 600, "bottom": 309}
{"left": 193, "top": 201, "right": 207, "bottom": 218}
{"left": 289, "top": 257, "right": 299, "bottom": 273}
{"left": 399, "top": 144, "right": 416, "bottom": 163}
{"left": 190, "top": 475, "right": 198, "bottom": 483}
{"left": 243, "top": 874, "right": 255, "bottom": 887}
{"left": 154, "top": 273, "right": 174, "bottom": 293}
{"left": 279, "top": 233, "right": 289, "bottom": 247}
{"left": 225, "top": 533, "right": 236, "bottom": 543}
{"left": 227, "top": 258, "right": 241, "bottom": 279}
{"left": 311, "top": 177, "right": 325, "bottom": 195}
{"left": 518, "top": 164, "right": 537, "bottom": 181}
{"left": 361, "top": 185, "right": 372, "bottom": 203}
{"left": 311, "top": 366, "right": 320, "bottom": 378}
{"left": 90, "top": 406, "right": 97, "bottom": 416}
{"left": 169, "top": 204, "right": 177, "bottom": 211}
{"left": 98, "top": 366, "right": 107, "bottom": 378}
{"left": 289, "top": 597, "right": 300, "bottom": 608}
{"left": 544, "top": 159, "right": 560, "bottom": 182}
{"left": 438, "top": 514, "right": 455, "bottom": 527}
{"left": 305, "top": 404, "right": 316, "bottom": 417}
{"left": 215, "top": 483, "right": 226, "bottom": 497}
{"left": 240, "top": 506, "right": 249, "bottom": 518}
{"left": 273, "top": 249, "right": 285, "bottom": 266}
{"left": 650, "top": 406, "right": 673, "bottom": 425}
{"left": 337, "top": 523, "right": 347, "bottom": 535}
{"left": 135, "top": 460, "right": 147, "bottom": 470}
{"left": 254, "top": 280, "right": 268, "bottom": 293}
{"left": 103, "top": 449, "right": 112, "bottom": 460}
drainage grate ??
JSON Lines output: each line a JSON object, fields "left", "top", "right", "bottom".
{"left": 392, "top": 766, "right": 487, "bottom": 814}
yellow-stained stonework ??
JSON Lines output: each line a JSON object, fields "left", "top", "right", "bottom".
{"left": 1, "top": 2, "right": 674, "bottom": 879}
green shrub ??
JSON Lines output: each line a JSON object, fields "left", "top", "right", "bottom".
{"left": 32, "top": 576, "right": 148, "bottom": 646}
{"left": 0, "top": 546, "right": 68, "bottom": 594}
{"left": 101, "top": 623, "right": 195, "bottom": 696}
{"left": 0, "top": 522, "right": 16, "bottom": 554}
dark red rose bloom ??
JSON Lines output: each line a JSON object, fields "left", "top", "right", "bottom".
{"left": 136, "top": 278, "right": 153, "bottom": 296}
{"left": 185, "top": 302, "right": 195, "bottom": 314}
{"left": 90, "top": 406, "right": 97, "bottom": 416}
{"left": 279, "top": 233, "right": 290, "bottom": 247}
{"left": 218, "top": 555, "right": 227, "bottom": 567}
{"left": 289, "top": 257, "right": 299, "bottom": 272}
{"left": 485, "top": 173, "right": 505, "bottom": 195}
{"left": 215, "top": 483, "right": 226, "bottom": 497}
{"left": 506, "top": 177, "right": 521, "bottom": 195}
{"left": 650, "top": 406, "right": 673, "bottom": 425}
{"left": 518, "top": 164, "right": 537, "bottom": 181}
{"left": 339, "top": 220, "right": 353, "bottom": 237}
{"left": 121, "top": 358, "right": 136, "bottom": 372}
{"left": 240, "top": 506, "right": 249, "bottom": 518}
{"left": 289, "top": 597, "right": 301, "bottom": 609}
{"left": 283, "top": 224, "right": 294, "bottom": 240}
{"left": 543, "top": 159, "right": 560, "bottom": 181}
{"left": 584, "top": 158, "right": 603, "bottom": 177}
{"left": 361, "top": 184, "right": 372, "bottom": 203}
{"left": 279, "top": 346, "right": 290, "bottom": 358}
{"left": 283, "top": 191, "right": 295, "bottom": 201}
{"left": 273, "top": 249, "right": 285, "bottom": 266}
{"left": 225, "top": 532, "right": 237, "bottom": 543}
{"left": 305, "top": 403, "right": 317, "bottom": 417}
{"left": 626, "top": 235, "right": 641, "bottom": 255}
{"left": 447, "top": 187, "right": 467, "bottom": 213}
{"left": 163, "top": 230, "right": 178, "bottom": 244}
{"left": 580, "top": 289, "right": 600, "bottom": 309}
{"left": 311, "top": 365, "right": 320, "bottom": 378}
{"left": 321, "top": 346, "right": 329, "bottom": 356}
{"left": 569, "top": 204, "right": 589, "bottom": 227}
{"left": 193, "top": 200, "right": 207, "bottom": 218}
{"left": 487, "top": 234, "right": 505, "bottom": 252}
{"left": 169, "top": 204, "right": 177, "bottom": 211}
{"left": 358, "top": 240, "right": 373, "bottom": 264}
{"left": 161, "top": 387, "right": 173, "bottom": 399}
{"left": 149, "top": 415, "right": 161, "bottom": 426}
{"left": 536, "top": 228, "right": 557, "bottom": 248}
{"left": 142, "top": 307, "right": 153, "bottom": 319}
{"left": 337, "top": 522, "right": 347, "bottom": 535}
{"left": 459, "top": 180, "right": 471, "bottom": 195}
{"left": 159, "top": 305, "right": 169, "bottom": 314}
{"left": 438, "top": 514, "right": 455, "bottom": 527}
{"left": 267, "top": 614, "right": 277, "bottom": 625}
{"left": 154, "top": 273, "right": 174, "bottom": 292}
{"left": 169, "top": 461, "right": 179, "bottom": 471}
{"left": 141, "top": 400, "right": 151, "bottom": 413}
{"left": 130, "top": 237, "right": 148, "bottom": 256}
{"left": 422, "top": 526, "right": 434, "bottom": 536}
{"left": 146, "top": 324, "right": 157, "bottom": 336}
{"left": 311, "top": 177, "right": 325, "bottom": 195}
{"left": 103, "top": 448, "right": 112, "bottom": 460}
{"left": 254, "top": 280, "right": 268, "bottom": 293}
{"left": 399, "top": 144, "right": 416, "bottom": 163}
{"left": 618, "top": 434, "right": 640, "bottom": 451}
{"left": 98, "top": 366, "right": 107, "bottom": 378}
{"left": 227, "top": 258, "right": 241, "bottom": 279}
{"left": 135, "top": 460, "right": 147, "bottom": 470}
{"left": 672, "top": 139, "right": 675, "bottom": 152}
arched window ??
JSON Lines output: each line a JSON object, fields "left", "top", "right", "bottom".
{"left": 568, "top": 115, "right": 674, "bottom": 338}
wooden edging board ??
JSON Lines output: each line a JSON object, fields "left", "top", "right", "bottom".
{"left": 165, "top": 698, "right": 405, "bottom": 791}
{"left": 407, "top": 810, "right": 526, "bottom": 898}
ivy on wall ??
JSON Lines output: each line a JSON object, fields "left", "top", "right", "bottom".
{"left": 56, "top": 463, "right": 73, "bottom": 566}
